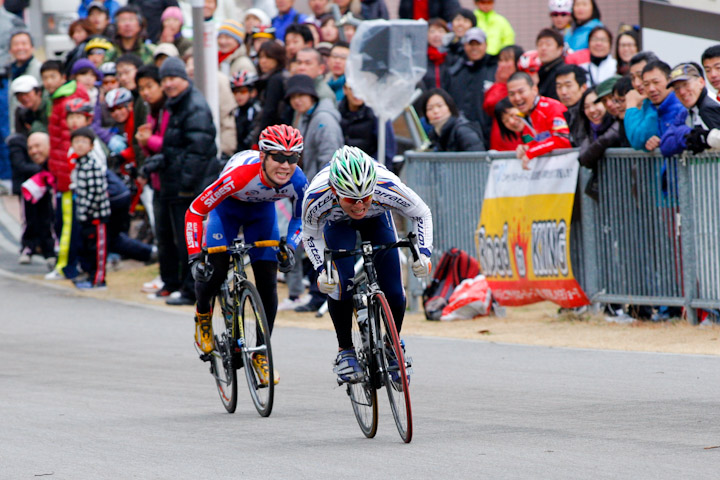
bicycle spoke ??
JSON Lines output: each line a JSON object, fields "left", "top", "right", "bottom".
{"left": 376, "top": 293, "right": 413, "bottom": 443}
{"left": 347, "top": 305, "right": 378, "bottom": 438}
{"left": 239, "top": 281, "right": 274, "bottom": 417}
{"left": 210, "top": 290, "right": 238, "bottom": 413}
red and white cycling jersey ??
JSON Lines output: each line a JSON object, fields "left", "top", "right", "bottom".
{"left": 185, "top": 150, "right": 308, "bottom": 256}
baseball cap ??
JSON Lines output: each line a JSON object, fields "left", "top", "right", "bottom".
{"left": 153, "top": 43, "right": 180, "bottom": 59}
{"left": 10, "top": 75, "right": 40, "bottom": 94}
{"left": 667, "top": 62, "right": 703, "bottom": 88}
{"left": 87, "top": 0, "right": 108, "bottom": 14}
{"left": 594, "top": 75, "right": 621, "bottom": 102}
{"left": 463, "top": 28, "right": 486, "bottom": 45}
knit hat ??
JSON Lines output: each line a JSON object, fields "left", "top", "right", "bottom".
{"left": 71, "top": 126, "right": 96, "bottom": 142}
{"left": 71, "top": 58, "right": 104, "bottom": 81}
{"left": 244, "top": 8, "right": 271, "bottom": 26}
{"left": 159, "top": 56, "right": 189, "bottom": 80}
{"left": 161, "top": 6, "right": 183, "bottom": 24}
{"left": 218, "top": 19, "right": 246, "bottom": 44}
{"left": 285, "top": 74, "right": 318, "bottom": 101}
{"left": 153, "top": 43, "right": 180, "bottom": 59}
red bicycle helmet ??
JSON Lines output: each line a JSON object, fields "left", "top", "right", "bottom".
{"left": 517, "top": 50, "right": 542, "bottom": 74}
{"left": 65, "top": 98, "right": 94, "bottom": 116}
{"left": 258, "top": 124, "right": 304, "bottom": 153}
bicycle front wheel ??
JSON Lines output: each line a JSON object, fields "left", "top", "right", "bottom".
{"left": 347, "top": 309, "right": 378, "bottom": 438}
{"left": 238, "top": 280, "right": 274, "bottom": 417}
{"left": 375, "top": 293, "right": 413, "bottom": 443}
{"left": 210, "top": 285, "right": 238, "bottom": 413}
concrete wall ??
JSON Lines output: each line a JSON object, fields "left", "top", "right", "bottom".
{"left": 315, "top": 0, "right": 642, "bottom": 51}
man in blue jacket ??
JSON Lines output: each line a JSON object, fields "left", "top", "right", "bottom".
{"left": 624, "top": 52, "right": 659, "bottom": 151}
{"left": 626, "top": 60, "right": 684, "bottom": 153}
{"left": 661, "top": 62, "right": 720, "bottom": 156}
{"left": 272, "top": 0, "right": 307, "bottom": 43}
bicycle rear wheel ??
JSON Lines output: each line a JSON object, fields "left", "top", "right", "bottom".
{"left": 209, "top": 283, "right": 238, "bottom": 413}
{"left": 238, "top": 280, "right": 274, "bottom": 417}
{"left": 375, "top": 293, "right": 413, "bottom": 443}
{"left": 347, "top": 309, "right": 378, "bottom": 438}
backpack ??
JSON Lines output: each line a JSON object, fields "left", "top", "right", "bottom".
{"left": 422, "top": 247, "right": 480, "bottom": 321}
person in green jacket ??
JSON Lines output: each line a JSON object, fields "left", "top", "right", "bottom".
{"left": 104, "top": 5, "right": 155, "bottom": 65}
{"left": 473, "top": 0, "right": 515, "bottom": 56}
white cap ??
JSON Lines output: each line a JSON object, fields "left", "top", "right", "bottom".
{"left": 244, "top": 7, "right": 271, "bottom": 26}
{"left": 10, "top": 75, "right": 39, "bottom": 94}
{"left": 153, "top": 42, "right": 180, "bottom": 59}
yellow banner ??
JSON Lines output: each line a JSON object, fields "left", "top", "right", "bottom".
{"left": 476, "top": 153, "right": 589, "bottom": 307}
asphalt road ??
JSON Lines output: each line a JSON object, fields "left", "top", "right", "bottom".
{"left": 1, "top": 274, "right": 719, "bottom": 479}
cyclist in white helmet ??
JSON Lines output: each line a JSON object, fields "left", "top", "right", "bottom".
{"left": 549, "top": 0, "right": 573, "bottom": 36}
{"left": 301, "top": 146, "right": 434, "bottom": 384}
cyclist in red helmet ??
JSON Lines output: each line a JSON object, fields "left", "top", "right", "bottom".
{"left": 184, "top": 124, "right": 307, "bottom": 385}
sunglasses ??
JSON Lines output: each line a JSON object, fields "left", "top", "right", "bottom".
{"left": 109, "top": 105, "right": 127, "bottom": 113}
{"left": 338, "top": 194, "right": 372, "bottom": 205}
{"left": 268, "top": 152, "right": 300, "bottom": 164}
{"left": 551, "top": 12, "right": 570, "bottom": 17}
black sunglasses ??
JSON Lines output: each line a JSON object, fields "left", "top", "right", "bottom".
{"left": 268, "top": 152, "right": 300, "bottom": 164}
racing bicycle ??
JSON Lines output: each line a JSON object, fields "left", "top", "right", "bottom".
{"left": 324, "top": 233, "right": 418, "bottom": 443}
{"left": 199, "top": 239, "right": 278, "bottom": 416}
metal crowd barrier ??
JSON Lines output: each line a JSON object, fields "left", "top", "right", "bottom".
{"left": 403, "top": 148, "right": 720, "bottom": 324}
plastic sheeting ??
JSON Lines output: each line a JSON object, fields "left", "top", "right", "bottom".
{"left": 345, "top": 20, "right": 427, "bottom": 120}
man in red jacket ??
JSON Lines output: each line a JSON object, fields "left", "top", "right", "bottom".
{"left": 507, "top": 71, "right": 571, "bottom": 170}
{"left": 46, "top": 79, "right": 90, "bottom": 280}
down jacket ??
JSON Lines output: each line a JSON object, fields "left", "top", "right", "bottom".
{"left": 660, "top": 88, "right": 720, "bottom": 157}
{"left": 429, "top": 115, "right": 486, "bottom": 152}
{"left": 297, "top": 98, "right": 343, "bottom": 181}
{"left": 48, "top": 80, "right": 90, "bottom": 192}
{"left": 160, "top": 84, "right": 218, "bottom": 198}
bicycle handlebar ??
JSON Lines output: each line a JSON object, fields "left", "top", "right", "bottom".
{"left": 205, "top": 239, "right": 281, "bottom": 255}
{"left": 323, "top": 233, "right": 420, "bottom": 284}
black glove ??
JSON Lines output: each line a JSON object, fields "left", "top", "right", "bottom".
{"left": 685, "top": 127, "right": 710, "bottom": 154}
{"left": 276, "top": 237, "right": 295, "bottom": 273}
{"left": 191, "top": 257, "right": 214, "bottom": 282}
{"left": 139, "top": 153, "right": 165, "bottom": 178}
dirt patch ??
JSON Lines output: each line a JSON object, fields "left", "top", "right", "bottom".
{"left": 36, "top": 262, "right": 720, "bottom": 356}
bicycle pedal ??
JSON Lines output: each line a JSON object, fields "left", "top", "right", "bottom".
{"left": 199, "top": 352, "right": 212, "bottom": 362}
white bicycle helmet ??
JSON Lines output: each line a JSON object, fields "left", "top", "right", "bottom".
{"left": 329, "top": 146, "right": 377, "bottom": 200}
{"left": 105, "top": 87, "right": 133, "bottom": 109}
{"left": 549, "top": 0, "right": 572, "bottom": 13}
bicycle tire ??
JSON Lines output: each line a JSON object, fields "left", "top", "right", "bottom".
{"left": 347, "top": 308, "right": 378, "bottom": 438}
{"left": 210, "top": 284, "right": 238, "bottom": 413}
{"left": 238, "top": 280, "right": 274, "bottom": 417}
{"left": 375, "top": 293, "right": 413, "bottom": 443}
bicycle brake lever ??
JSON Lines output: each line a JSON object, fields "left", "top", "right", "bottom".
{"left": 324, "top": 251, "right": 335, "bottom": 284}
{"left": 407, "top": 233, "right": 420, "bottom": 262}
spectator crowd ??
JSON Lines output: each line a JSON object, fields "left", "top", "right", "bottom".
{"left": 1, "top": 0, "right": 720, "bottom": 318}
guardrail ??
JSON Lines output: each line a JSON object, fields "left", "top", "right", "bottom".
{"left": 403, "top": 148, "right": 720, "bottom": 324}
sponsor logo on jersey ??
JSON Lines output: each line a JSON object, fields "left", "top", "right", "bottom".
{"left": 202, "top": 179, "right": 236, "bottom": 207}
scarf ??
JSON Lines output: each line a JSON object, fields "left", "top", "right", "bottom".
{"left": 218, "top": 48, "right": 237, "bottom": 65}
{"left": 427, "top": 46, "right": 446, "bottom": 65}
{"left": 11, "top": 56, "right": 33, "bottom": 80}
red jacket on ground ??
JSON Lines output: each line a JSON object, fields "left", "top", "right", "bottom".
{"left": 48, "top": 81, "right": 90, "bottom": 192}
{"left": 520, "top": 96, "right": 572, "bottom": 159}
